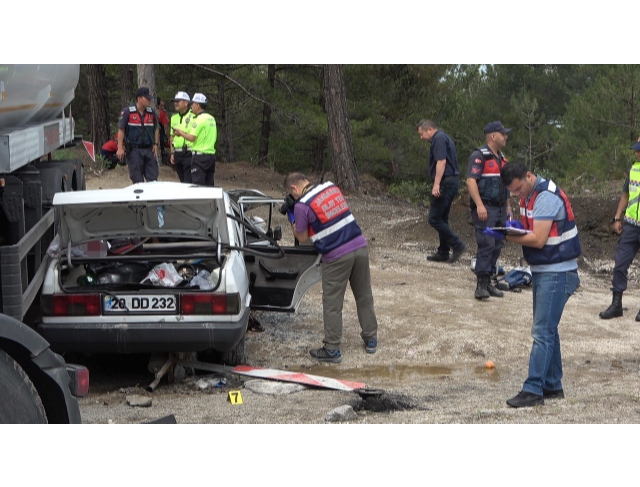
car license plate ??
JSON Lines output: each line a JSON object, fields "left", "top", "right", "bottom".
{"left": 103, "top": 295, "right": 177, "bottom": 313}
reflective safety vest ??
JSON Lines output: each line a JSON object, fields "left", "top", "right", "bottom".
{"left": 624, "top": 162, "right": 640, "bottom": 226}
{"left": 122, "top": 106, "right": 157, "bottom": 147}
{"left": 170, "top": 110, "right": 194, "bottom": 149}
{"left": 475, "top": 146, "right": 509, "bottom": 206}
{"left": 298, "top": 182, "right": 363, "bottom": 254}
{"left": 520, "top": 179, "right": 581, "bottom": 265}
{"left": 190, "top": 112, "right": 217, "bottom": 154}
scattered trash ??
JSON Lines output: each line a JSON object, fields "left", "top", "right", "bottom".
{"left": 325, "top": 405, "right": 358, "bottom": 422}
{"left": 244, "top": 379, "right": 307, "bottom": 395}
{"left": 195, "top": 377, "right": 227, "bottom": 390}
{"left": 126, "top": 394, "right": 152, "bottom": 408}
{"left": 189, "top": 270, "right": 215, "bottom": 290}
{"left": 142, "top": 263, "right": 184, "bottom": 287}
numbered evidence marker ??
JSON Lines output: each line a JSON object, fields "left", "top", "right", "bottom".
{"left": 228, "top": 390, "right": 243, "bottom": 405}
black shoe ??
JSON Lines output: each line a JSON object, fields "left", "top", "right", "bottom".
{"left": 599, "top": 292, "right": 623, "bottom": 319}
{"left": 475, "top": 275, "right": 490, "bottom": 300}
{"left": 542, "top": 388, "right": 565, "bottom": 400}
{"left": 309, "top": 347, "right": 342, "bottom": 363}
{"left": 486, "top": 283, "right": 504, "bottom": 298}
{"left": 427, "top": 253, "right": 449, "bottom": 262}
{"left": 449, "top": 244, "right": 468, "bottom": 264}
{"left": 506, "top": 391, "right": 544, "bottom": 408}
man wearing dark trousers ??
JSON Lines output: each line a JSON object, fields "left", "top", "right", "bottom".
{"left": 600, "top": 141, "right": 640, "bottom": 320}
{"left": 173, "top": 93, "right": 216, "bottom": 187}
{"left": 169, "top": 91, "right": 194, "bottom": 183}
{"left": 467, "top": 121, "right": 512, "bottom": 299}
{"left": 117, "top": 87, "right": 159, "bottom": 184}
{"left": 418, "top": 119, "right": 467, "bottom": 263}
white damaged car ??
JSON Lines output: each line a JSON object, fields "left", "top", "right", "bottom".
{"left": 37, "top": 182, "right": 320, "bottom": 363}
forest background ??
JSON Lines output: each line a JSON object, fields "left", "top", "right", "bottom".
{"left": 77, "top": 64, "right": 640, "bottom": 200}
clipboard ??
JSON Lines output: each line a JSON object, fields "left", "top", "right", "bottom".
{"left": 489, "top": 227, "right": 531, "bottom": 236}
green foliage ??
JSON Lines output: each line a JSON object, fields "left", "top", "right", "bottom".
{"left": 72, "top": 64, "right": 640, "bottom": 192}
{"left": 53, "top": 149, "right": 77, "bottom": 161}
{"left": 388, "top": 179, "right": 432, "bottom": 205}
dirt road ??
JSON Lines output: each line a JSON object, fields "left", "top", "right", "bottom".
{"left": 76, "top": 157, "right": 640, "bottom": 424}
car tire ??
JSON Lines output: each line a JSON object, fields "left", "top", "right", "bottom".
{"left": 0, "top": 349, "right": 48, "bottom": 424}
{"left": 219, "top": 336, "right": 246, "bottom": 366}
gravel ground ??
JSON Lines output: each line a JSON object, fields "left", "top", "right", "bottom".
{"left": 73, "top": 159, "right": 640, "bottom": 426}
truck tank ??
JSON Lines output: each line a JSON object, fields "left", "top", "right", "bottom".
{"left": 0, "top": 64, "right": 79, "bottom": 130}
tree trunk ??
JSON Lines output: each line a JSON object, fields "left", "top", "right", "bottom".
{"left": 136, "top": 64, "right": 157, "bottom": 109}
{"left": 217, "top": 83, "right": 234, "bottom": 163}
{"left": 258, "top": 64, "right": 276, "bottom": 166}
{"left": 323, "top": 64, "right": 359, "bottom": 191}
{"left": 86, "top": 64, "right": 110, "bottom": 150}
{"left": 120, "top": 64, "right": 134, "bottom": 107}
{"left": 311, "top": 135, "right": 327, "bottom": 174}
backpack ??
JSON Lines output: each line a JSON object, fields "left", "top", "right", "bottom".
{"left": 496, "top": 266, "right": 532, "bottom": 292}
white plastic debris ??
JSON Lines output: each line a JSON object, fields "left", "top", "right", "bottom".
{"left": 195, "top": 377, "right": 227, "bottom": 390}
{"left": 142, "top": 263, "right": 184, "bottom": 287}
{"left": 126, "top": 395, "right": 152, "bottom": 408}
{"left": 325, "top": 405, "right": 357, "bottom": 422}
{"left": 190, "top": 270, "right": 214, "bottom": 290}
{"left": 244, "top": 379, "right": 307, "bottom": 395}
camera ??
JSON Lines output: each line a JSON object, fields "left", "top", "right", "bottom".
{"left": 279, "top": 194, "right": 297, "bottom": 215}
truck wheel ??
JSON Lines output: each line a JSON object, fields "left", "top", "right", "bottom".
{"left": 0, "top": 349, "right": 48, "bottom": 424}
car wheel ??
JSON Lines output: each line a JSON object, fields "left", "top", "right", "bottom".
{"left": 0, "top": 349, "right": 48, "bottom": 424}
{"left": 220, "top": 336, "right": 246, "bottom": 366}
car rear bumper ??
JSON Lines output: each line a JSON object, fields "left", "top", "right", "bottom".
{"left": 37, "top": 307, "right": 250, "bottom": 354}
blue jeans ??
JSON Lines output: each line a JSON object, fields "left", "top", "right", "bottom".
{"left": 522, "top": 270, "right": 579, "bottom": 395}
{"left": 428, "top": 178, "right": 464, "bottom": 255}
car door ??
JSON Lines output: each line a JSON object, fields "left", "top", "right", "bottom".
{"left": 228, "top": 190, "right": 322, "bottom": 313}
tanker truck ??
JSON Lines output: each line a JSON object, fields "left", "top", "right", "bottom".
{"left": 0, "top": 65, "right": 88, "bottom": 423}
{"left": 0, "top": 64, "right": 85, "bottom": 322}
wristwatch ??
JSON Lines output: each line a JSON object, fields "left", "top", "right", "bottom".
{"left": 613, "top": 217, "right": 621, "bottom": 222}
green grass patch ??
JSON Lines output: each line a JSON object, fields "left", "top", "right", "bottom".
{"left": 388, "top": 180, "right": 432, "bottom": 205}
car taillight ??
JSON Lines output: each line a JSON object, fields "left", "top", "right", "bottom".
{"left": 41, "top": 294, "right": 101, "bottom": 316}
{"left": 66, "top": 364, "right": 90, "bottom": 397}
{"left": 180, "top": 293, "right": 240, "bottom": 315}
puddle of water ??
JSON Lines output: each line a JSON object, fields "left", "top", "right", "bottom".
{"left": 473, "top": 366, "right": 501, "bottom": 382}
{"left": 287, "top": 363, "right": 503, "bottom": 387}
